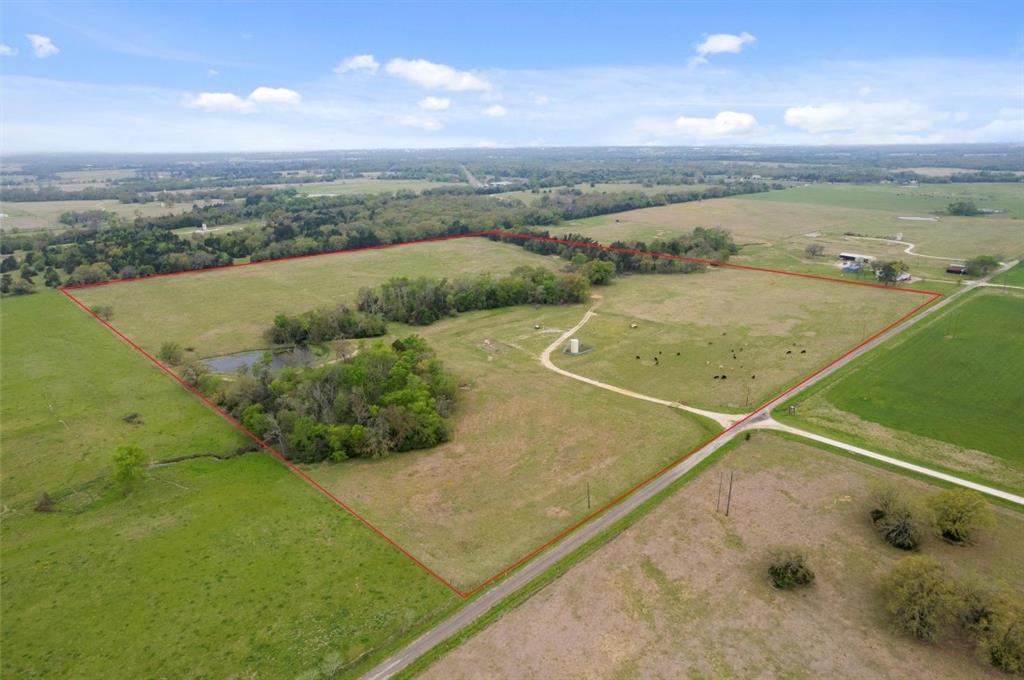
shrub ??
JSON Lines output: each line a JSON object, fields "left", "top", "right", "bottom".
{"left": 768, "top": 549, "right": 815, "bottom": 589}
{"left": 34, "top": 492, "right": 56, "bottom": 513}
{"left": 957, "top": 583, "right": 1024, "bottom": 674}
{"left": 928, "top": 488, "right": 994, "bottom": 544}
{"left": 881, "top": 555, "right": 959, "bottom": 642}
{"left": 91, "top": 305, "right": 114, "bottom": 320}
{"left": 112, "top": 444, "right": 148, "bottom": 496}
{"left": 158, "top": 341, "right": 185, "bottom": 366}
{"left": 870, "top": 487, "right": 922, "bottom": 550}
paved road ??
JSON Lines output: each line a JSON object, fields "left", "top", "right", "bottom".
{"left": 364, "top": 260, "right": 1018, "bottom": 680}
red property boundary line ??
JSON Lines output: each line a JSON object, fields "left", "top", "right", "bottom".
{"left": 59, "top": 230, "right": 943, "bottom": 599}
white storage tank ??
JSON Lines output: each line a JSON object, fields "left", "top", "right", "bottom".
{"left": 569, "top": 338, "right": 580, "bottom": 354}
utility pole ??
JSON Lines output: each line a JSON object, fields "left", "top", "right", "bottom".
{"left": 725, "top": 471, "right": 735, "bottom": 517}
{"left": 587, "top": 481, "right": 591, "bottom": 510}
{"left": 716, "top": 472, "right": 724, "bottom": 513}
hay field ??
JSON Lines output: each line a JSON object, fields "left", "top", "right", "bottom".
{"left": 72, "top": 238, "right": 561, "bottom": 357}
{"left": 308, "top": 304, "right": 716, "bottom": 589}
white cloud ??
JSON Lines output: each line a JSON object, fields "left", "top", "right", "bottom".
{"left": 207, "top": 68, "right": 219, "bottom": 76}
{"left": 185, "top": 86, "right": 301, "bottom": 112}
{"left": 26, "top": 34, "right": 60, "bottom": 58}
{"left": 968, "top": 109, "right": 1024, "bottom": 142}
{"left": 534, "top": 95, "right": 550, "bottom": 105}
{"left": 690, "top": 32, "right": 755, "bottom": 66}
{"left": 482, "top": 104, "right": 507, "bottom": 117}
{"left": 185, "top": 92, "right": 253, "bottom": 112}
{"left": 0, "top": 43, "right": 17, "bottom": 57}
{"left": 385, "top": 58, "right": 491, "bottom": 91}
{"left": 674, "top": 111, "right": 758, "bottom": 136}
{"left": 418, "top": 96, "right": 451, "bottom": 110}
{"left": 334, "top": 54, "right": 380, "bottom": 74}
{"left": 397, "top": 115, "right": 442, "bottom": 130}
{"left": 248, "top": 86, "right": 301, "bottom": 105}
{"left": 784, "top": 101, "right": 946, "bottom": 134}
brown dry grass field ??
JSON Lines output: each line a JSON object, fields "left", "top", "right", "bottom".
{"left": 308, "top": 305, "right": 716, "bottom": 590}
{"left": 425, "top": 432, "right": 1024, "bottom": 680}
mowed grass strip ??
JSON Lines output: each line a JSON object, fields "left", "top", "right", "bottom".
{"left": 0, "top": 292, "right": 247, "bottom": 507}
{"left": 72, "top": 238, "right": 561, "bottom": 358}
{"left": 309, "top": 305, "right": 717, "bottom": 589}
{"left": 0, "top": 292, "right": 457, "bottom": 679}
{"left": 550, "top": 268, "right": 924, "bottom": 412}
{"left": 811, "top": 289, "right": 1024, "bottom": 465}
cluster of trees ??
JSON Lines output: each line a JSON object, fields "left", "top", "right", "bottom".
{"left": 883, "top": 556, "right": 1023, "bottom": 673}
{"left": 870, "top": 486, "right": 994, "bottom": 551}
{"left": 357, "top": 267, "right": 590, "bottom": 326}
{"left": 966, "top": 254, "right": 1001, "bottom": 277}
{"left": 491, "top": 226, "right": 739, "bottom": 275}
{"left": 217, "top": 336, "right": 456, "bottom": 463}
{"left": 266, "top": 267, "right": 590, "bottom": 346}
{"left": 266, "top": 306, "right": 387, "bottom": 346}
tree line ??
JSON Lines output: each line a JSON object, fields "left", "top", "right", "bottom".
{"left": 489, "top": 226, "right": 739, "bottom": 274}
{"left": 266, "top": 267, "right": 591, "bottom": 346}
{"left": 1, "top": 185, "right": 753, "bottom": 294}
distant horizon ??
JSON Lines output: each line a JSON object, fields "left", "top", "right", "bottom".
{"left": 5, "top": 141, "right": 1023, "bottom": 161}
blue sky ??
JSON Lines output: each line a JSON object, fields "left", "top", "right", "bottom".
{"left": 1, "top": 1, "right": 1022, "bottom": 152}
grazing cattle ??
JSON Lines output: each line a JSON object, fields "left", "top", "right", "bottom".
{"left": 635, "top": 355, "right": 640, "bottom": 360}
{"left": 801, "top": 349, "right": 806, "bottom": 354}
{"left": 786, "top": 350, "right": 792, "bottom": 354}
{"left": 751, "top": 374, "right": 756, "bottom": 379}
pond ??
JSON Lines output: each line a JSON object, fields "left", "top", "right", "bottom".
{"left": 202, "top": 347, "right": 316, "bottom": 374}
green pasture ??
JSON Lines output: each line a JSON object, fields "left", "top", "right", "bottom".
{"left": 0, "top": 292, "right": 458, "bottom": 678}
{"left": 551, "top": 268, "right": 926, "bottom": 412}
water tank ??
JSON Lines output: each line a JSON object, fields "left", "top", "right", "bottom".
{"left": 569, "top": 338, "right": 580, "bottom": 354}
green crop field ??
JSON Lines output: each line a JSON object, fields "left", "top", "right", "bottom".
{"left": 73, "top": 238, "right": 561, "bottom": 358}
{"left": 550, "top": 268, "right": 926, "bottom": 412}
{"left": 0, "top": 292, "right": 458, "bottom": 678}
{"left": 780, "top": 288, "right": 1024, "bottom": 491}
{"left": 992, "top": 261, "right": 1024, "bottom": 286}
{"left": 309, "top": 304, "right": 716, "bottom": 589}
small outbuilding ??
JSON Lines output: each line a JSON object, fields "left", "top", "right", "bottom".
{"left": 946, "top": 264, "right": 969, "bottom": 275}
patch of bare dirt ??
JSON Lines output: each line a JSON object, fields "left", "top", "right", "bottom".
{"left": 424, "top": 433, "right": 1023, "bottom": 680}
